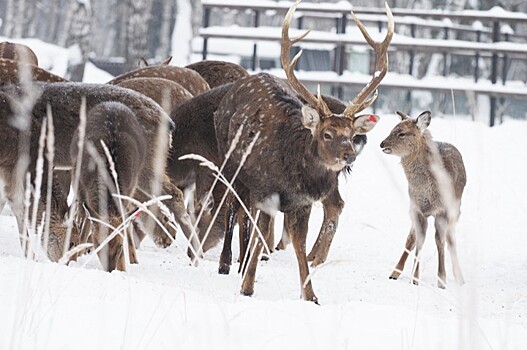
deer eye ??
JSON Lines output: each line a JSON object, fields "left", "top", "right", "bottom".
{"left": 398, "top": 132, "right": 406, "bottom": 138}
{"left": 323, "top": 132, "right": 333, "bottom": 140}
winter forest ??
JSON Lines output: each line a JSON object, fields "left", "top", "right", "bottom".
{"left": 0, "top": 0, "right": 526, "bottom": 349}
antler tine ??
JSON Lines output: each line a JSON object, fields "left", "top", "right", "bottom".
{"left": 344, "top": 2, "right": 394, "bottom": 117}
{"left": 281, "top": 0, "right": 332, "bottom": 117}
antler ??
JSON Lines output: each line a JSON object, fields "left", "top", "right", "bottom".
{"left": 281, "top": 0, "right": 332, "bottom": 117}
{"left": 343, "top": 2, "right": 394, "bottom": 117}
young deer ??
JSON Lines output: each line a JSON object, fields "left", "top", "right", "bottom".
{"left": 108, "top": 65, "right": 210, "bottom": 96}
{"left": 70, "top": 101, "right": 145, "bottom": 271}
{"left": 0, "top": 82, "right": 196, "bottom": 268}
{"left": 380, "top": 111, "right": 466, "bottom": 288}
{"left": 0, "top": 59, "right": 66, "bottom": 85}
{"left": 213, "top": 0, "right": 393, "bottom": 302}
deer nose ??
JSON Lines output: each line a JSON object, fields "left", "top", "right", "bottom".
{"left": 380, "top": 141, "right": 385, "bottom": 148}
{"left": 343, "top": 153, "right": 356, "bottom": 164}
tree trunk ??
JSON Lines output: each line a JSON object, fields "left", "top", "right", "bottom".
{"left": 124, "top": 0, "right": 154, "bottom": 71}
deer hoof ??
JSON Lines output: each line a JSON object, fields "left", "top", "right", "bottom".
{"left": 218, "top": 264, "right": 230, "bottom": 275}
{"left": 260, "top": 254, "right": 269, "bottom": 261}
{"left": 389, "top": 271, "right": 401, "bottom": 280}
{"left": 240, "top": 288, "right": 254, "bottom": 297}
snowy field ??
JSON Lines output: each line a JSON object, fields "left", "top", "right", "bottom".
{"left": 1, "top": 111, "right": 526, "bottom": 349}
{"left": 1, "top": 36, "right": 526, "bottom": 349}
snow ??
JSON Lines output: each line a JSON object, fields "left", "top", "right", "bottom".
{"left": 1, "top": 37, "right": 527, "bottom": 350}
{"left": 1, "top": 116, "right": 527, "bottom": 349}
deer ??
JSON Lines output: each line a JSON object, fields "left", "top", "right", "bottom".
{"left": 115, "top": 77, "right": 193, "bottom": 113}
{"left": 108, "top": 65, "right": 210, "bottom": 96}
{"left": 69, "top": 101, "right": 146, "bottom": 271}
{"left": 0, "top": 41, "right": 39, "bottom": 66}
{"left": 0, "top": 81, "right": 196, "bottom": 269}
{"left": 0, "top": 59, "right": 66, "bottom": 85}
{"left": 380, "top": 111, "right": 466, "bottom": 288}
{"left": 212, "top": 0, "right": 393, "bottom": 302}
{"left": 185, "top": 60, "right": 249, "bottom": 88}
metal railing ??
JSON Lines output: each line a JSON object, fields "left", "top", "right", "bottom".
{"left": 200, "top": 0, "right": 527, "bottom": 125}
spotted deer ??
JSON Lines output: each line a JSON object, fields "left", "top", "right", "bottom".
{"left": 116, "top": 77, "right": 193, "bottom": 113}
{"left": 213, "top": 0, "right": 393, "bottom": 302}
{"left": 0, "top": 41, "right": 39, "bottom": 66}
{"left": 381, "top": 111, "right": 466, "bottom": 288}
{"left": 0, "top": 59, "right": 66, "bottom": 85}
{"left": 69, "top": 101, "right": 145, "bottom": 271}
{"left": 108, "top": 65, "right": 210, "bottom": 96}
{"left": 0, "top": 81, "right": 196, "bottom": 269}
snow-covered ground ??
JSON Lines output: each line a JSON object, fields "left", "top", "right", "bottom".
{"left": 1, "top": 38, "right": 526, "bottom": 349}
{"left": 1, "top": 114, "right": 526, "bottom": 349}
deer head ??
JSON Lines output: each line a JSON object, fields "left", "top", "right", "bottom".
{"left": 380, "top": 111, "right": 432, "bottom": 157}
{"left": 281, "top": 0, "right": 393, "bottom": 170}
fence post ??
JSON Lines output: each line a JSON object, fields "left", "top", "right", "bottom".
{"left": 489, "top": 20, "right": 500, "bottom": 127}
{"left": 443, "top": 26, "right": 449, "bottom": 76}
{"left": 332, "top": 13, "right": 346, "bottom": 99}
{"left": 251, "top": 10, "right": 261, "bottom": 71}
{"left": 405, "top": 23, "right": 416, "bottom": 109}
{"left": 474, "top": 29, "right": 481, "bottom": 82}
{"left": 202, "top": 7, "right": 211, "bottom": 60}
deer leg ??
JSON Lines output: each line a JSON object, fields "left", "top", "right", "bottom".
{"left": 389, "top": 228, "right": 416, "bottom": 280}
{"left": 411, "top": 213, "right": 428, "bottom": 286}
{"left": 92, "top": 217, "right": 126, "bottom": 272}
{"left": 434, "top": 215, "right": 447, "bottom": 289}
{"left": 126, "top": 225, "right": 139, "bottom": 264}
{"left": 237, "top": 209, "right": 251, "bottom": 272}
{"left": 218, "top": 198, "right": 238, "bottom": 275}
{"left": 287, "top": 206, "right": 318, "bottom": 303}
{"left": 240, "top": 212, "right": 271, "bottom": 297}
{"left": 446, "top": 221, "right": 464, "bottom": 285}
{"left": 261, "top": 214, "right": 274, "bottom": 261}
{"left": 276, "top": 222, "right": 290, "bottom": 251}
{"left": 307, "top": 187, "right": 344, "bottom": 266}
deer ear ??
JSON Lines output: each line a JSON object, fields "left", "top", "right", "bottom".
{"left": 301, "top": 105, "right": 320, "bottom": 133}
{"left": 138, "top": 57, "right": 148, "bottom": 68}
{"left": 354, "top": 114, "right": 379, "bottom": 134}
{"left": 416, "top": 111, "right": 431, "bottom": 131}
{"left": 396, "top": 111, "right": 409, "bottom": 120}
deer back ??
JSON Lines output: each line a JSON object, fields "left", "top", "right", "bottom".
{"left": 116, "top": 77, "right": 193, "bottom": 113}
{"left": 108, "top": 66, "right": 210, "bottom": 96}
{"left": 71, "top": 101, "right": 147, "bottom": 216}
{"left": 0, "top": 41, "right": 39, "bottom": 66}
{"left": 0, "top": 59, "right": 66, "bottom": 85}
{"left": 186, "top": 60, "right": 249, "bottom": 88}
{"left": 168, "top": 83, "right": 234, "bottom": 188}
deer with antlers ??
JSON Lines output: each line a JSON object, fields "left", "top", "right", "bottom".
{"left": 213, "top": 0, "right": 393, "bottom": 302}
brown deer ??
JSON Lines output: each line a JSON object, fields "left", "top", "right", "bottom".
{"left": 108, "top": 65, "right": 210, "bottom": 96}
{"left": 0, "top": 59, "right": 66, "bottom": 85}
{"left": 0, "top": 81, "right": 196, "bottom": 269}
{"left": 380, "top": 111, "right": 466, "bottom": 288}
{"left": 116, "top": 77, "right": 193, "bottom": 113}
{"left": 186, "top": 60, "right": 249, "bottom": 88}
{"left": 0, "top": 41, "right": 39, "bottom": 66}
{"left": 69, "top": 101, "right": 146, "bottom": 271}
{"left": 213, "top": 0, "right": 393, "bottom": 302}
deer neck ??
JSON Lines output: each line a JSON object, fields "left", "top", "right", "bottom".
{"left": 400, "top": 131, "right": 435, "bottom": 181}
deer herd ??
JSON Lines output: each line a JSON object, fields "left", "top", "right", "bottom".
{"left": 0, "top": 1, "right": 467, "bottom": 303}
